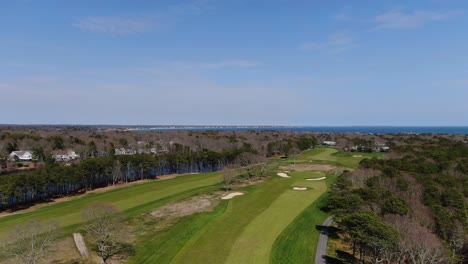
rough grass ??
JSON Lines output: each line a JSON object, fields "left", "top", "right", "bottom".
{"left": 0, "top": 172, "right": 222, "bottom": 238}
{"left": 127, "top": 201, "right": 229, "bottom": 264}
{"left": 270, "top": 175, "right": 336, "bottom": 264}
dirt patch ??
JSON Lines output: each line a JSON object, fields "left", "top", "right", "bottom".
{"left": 43, "top": 236, "right": 83, "bottom": 264}
{"left": 151, "top": 194, "right": 219, "bottom": 219}
{"left": 282, "top": 164, "right": 336, "bottom": 172}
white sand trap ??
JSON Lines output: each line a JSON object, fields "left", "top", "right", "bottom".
{"left": 293, "top": 187, "right": 308, "bottom": 191}
{"left": 277, "top": 172, "right": 290, "bottom": 178}
{"left": 222, "top": 192, "right": 244, "bottom": 200}
{"left": 306, "top": 177, "right": 326, "bottom": 181}
{"left": 352, "top": 155, "right": 362, "bottom": 157}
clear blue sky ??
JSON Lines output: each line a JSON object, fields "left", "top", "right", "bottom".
{"left": 1, "top": 0, "right": 468, "bottom": 126}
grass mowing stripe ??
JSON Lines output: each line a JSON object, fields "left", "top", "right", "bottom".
{"left": 269, "top": 176, "right": 335, "bottom": 264}
{"left": 224, "top": 170, "right": 327, "bottom": 263}
{"left": 127, "top": 201, "right": 229, "bottom": 264}
{"left": 0, "top": 172, "right": 221, "bottom": 237}
{"left": 172, "top": 178, "right": 291, "bottom": 264}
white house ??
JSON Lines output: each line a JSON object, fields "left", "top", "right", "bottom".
{"left": 52, "top": 150, "right": 80, "bottom": 162}
{"left": 322, "top": 141, "right": 337, "bottom": 146}
{"left": 114, "top": 148, "right": 137, "bottom": 155}
{"left": 8, "top": 151, "right": 34, "bottom": 161}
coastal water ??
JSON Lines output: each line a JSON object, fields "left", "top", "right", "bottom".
{"left": 133, "top": 126, "right": 468, "bottom": 134}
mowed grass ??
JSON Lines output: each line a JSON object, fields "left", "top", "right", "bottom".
{"left": 0, "top": 147, "right": 381, "bottom": 263}
{"left": 172, "top": 178, "right": 292, "bottom": 264}
{"left": 330, "top": 151, "right": 384, "bottom": 168}
{"left": 225, "top": 171, "right": 327, "bottom": 264}
{"left": 285, "top": 147, "right": 384, "bottom": 168}
{"left": 0, "top": 172, "right": 222, "bottom": 238}
{"left": 270, "top": 175, "right": 335, "bottom": 264}
{"left": 127, "top": 201, "right": 229, "bottom": 264}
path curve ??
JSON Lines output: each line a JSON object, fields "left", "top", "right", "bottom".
{"left": 315, "top": 216, "right": 334, "bottom": 264}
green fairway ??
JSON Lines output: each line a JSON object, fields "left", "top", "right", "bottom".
{"left": 172, "top": 178, "right": 291, "bottom": 264}
{"left": 0, "top": 147, "right": 381, "bottom": 263}
{"left": 0, "top": 172, "right": 221, "bottom": 238}
{"left": 128, "top": 201, "right": 229, "bottom": 264}
{"left": 330, "top": 151, "right": 385, "bottom": 168}
{"left": 225, "top": 171, "right": 327, "bottom": 264}
{"left": 284, "top": 147, "right": 384, "bottom": 168}
{"left": 270, "top": 176, "right": 335, "bottom": 264}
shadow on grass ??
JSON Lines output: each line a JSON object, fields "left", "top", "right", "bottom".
{"left": 315, "top": 225, "right": 340, "bottom": 239}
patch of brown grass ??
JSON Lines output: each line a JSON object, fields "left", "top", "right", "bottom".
{"left": 151, "top": 194, "right": 220, "bottom": 219}
{"left": 281, "top": 164, "right": 336, "bottom": 172}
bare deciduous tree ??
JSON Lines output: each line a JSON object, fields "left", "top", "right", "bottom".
{"left": 1, "top": 220, "right": 60, "bottom": 264}
{"left": 82, "top": 202, "right": 125, "bottom": 263}
{"left": 111, "top": 160, "right": 123, "bottom": 185}
{"left": 221, "top": 165, "right": 241, "bottom": 191}
{"left": 448, "top": 220, "right": 465, "bottom": 260}
{"left": 384, "top": 214, "right": 447, "bottom": 264}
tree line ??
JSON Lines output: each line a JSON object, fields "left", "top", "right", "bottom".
{"left": 328, "top": 137, "right": 467, "bottom": 263}
{"left": 0, "top": 147, "right": 257, "bottom": 210}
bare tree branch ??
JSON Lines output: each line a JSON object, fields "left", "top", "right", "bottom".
{"left": 1, "top": 220, "right": 60, "bottom": 264}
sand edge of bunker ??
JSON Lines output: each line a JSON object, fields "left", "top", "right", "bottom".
{"left": 305, "top": 177, "right": 326, "bottom": 181}
{"left": 292, "top": 187, "right": 308, "bottom": 191}
{"left": 221, "top": 192, "right": 244, "bottom": 200}
{"left": 277, "top": 172, "right": 290, "bottom": 178}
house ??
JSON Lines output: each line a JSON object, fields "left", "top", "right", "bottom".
{"left": 52, "top": 150, "right": 80, "bottom": 162}
{"left": 8, "top": 151, "right": 34, "bottom": 161}
{"left": 322, "top": 141, "right": 336, "bottom": 146}
{"left": 114, "top": 148, "right": 137, "bottom": 155}
{"left": 137, "top": 148, "right": 150, "bottom": 154}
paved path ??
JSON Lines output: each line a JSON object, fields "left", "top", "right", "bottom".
{"left": 315, "top": 216, "right": 334, "bottom": 264}
{"left": 73, "top": 233, "right": 89, "bottom": 258}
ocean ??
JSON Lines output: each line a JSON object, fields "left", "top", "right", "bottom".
{"left": 131, "top": 126, "right": 468, "bottom": 134}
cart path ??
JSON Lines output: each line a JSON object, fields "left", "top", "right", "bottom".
{"left": 315, "top": 216, "right": 334, "bottom": 264}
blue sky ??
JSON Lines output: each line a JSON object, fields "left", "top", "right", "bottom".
{"left": 1, "top": 0, "right": 468, "bottom": 126}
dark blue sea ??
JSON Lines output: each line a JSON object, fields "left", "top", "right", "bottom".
{"left": 132, "top": 126, "right": 468, "bottom": 134}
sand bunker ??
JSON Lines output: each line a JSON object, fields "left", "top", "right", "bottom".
{"left": 293, "top": 187, "right": 308, "bottom": 191}
{"left": 306, "top": 177, "right": 327, "bottom": 181}
{"left": 151, "top": 194, "right": 218, "bottom": 218}
{"left": 277, "top": 172, "right": 291, "bottom": 178}
{"left": 352, "top": 155, "right": 362, "bottom": 158}
{"left": 222, "top": 192, "right": 244, "bottom": 200}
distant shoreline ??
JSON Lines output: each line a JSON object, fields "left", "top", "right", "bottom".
{"left": 1, "top": 125, "right": 468, "bottom": 134}
{"left": 128, "top": 126, "right": 468, "bottom": 135}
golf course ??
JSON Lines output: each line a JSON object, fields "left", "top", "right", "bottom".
{"left": 0, "top": 147, "right": 383, "bottom": 263}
